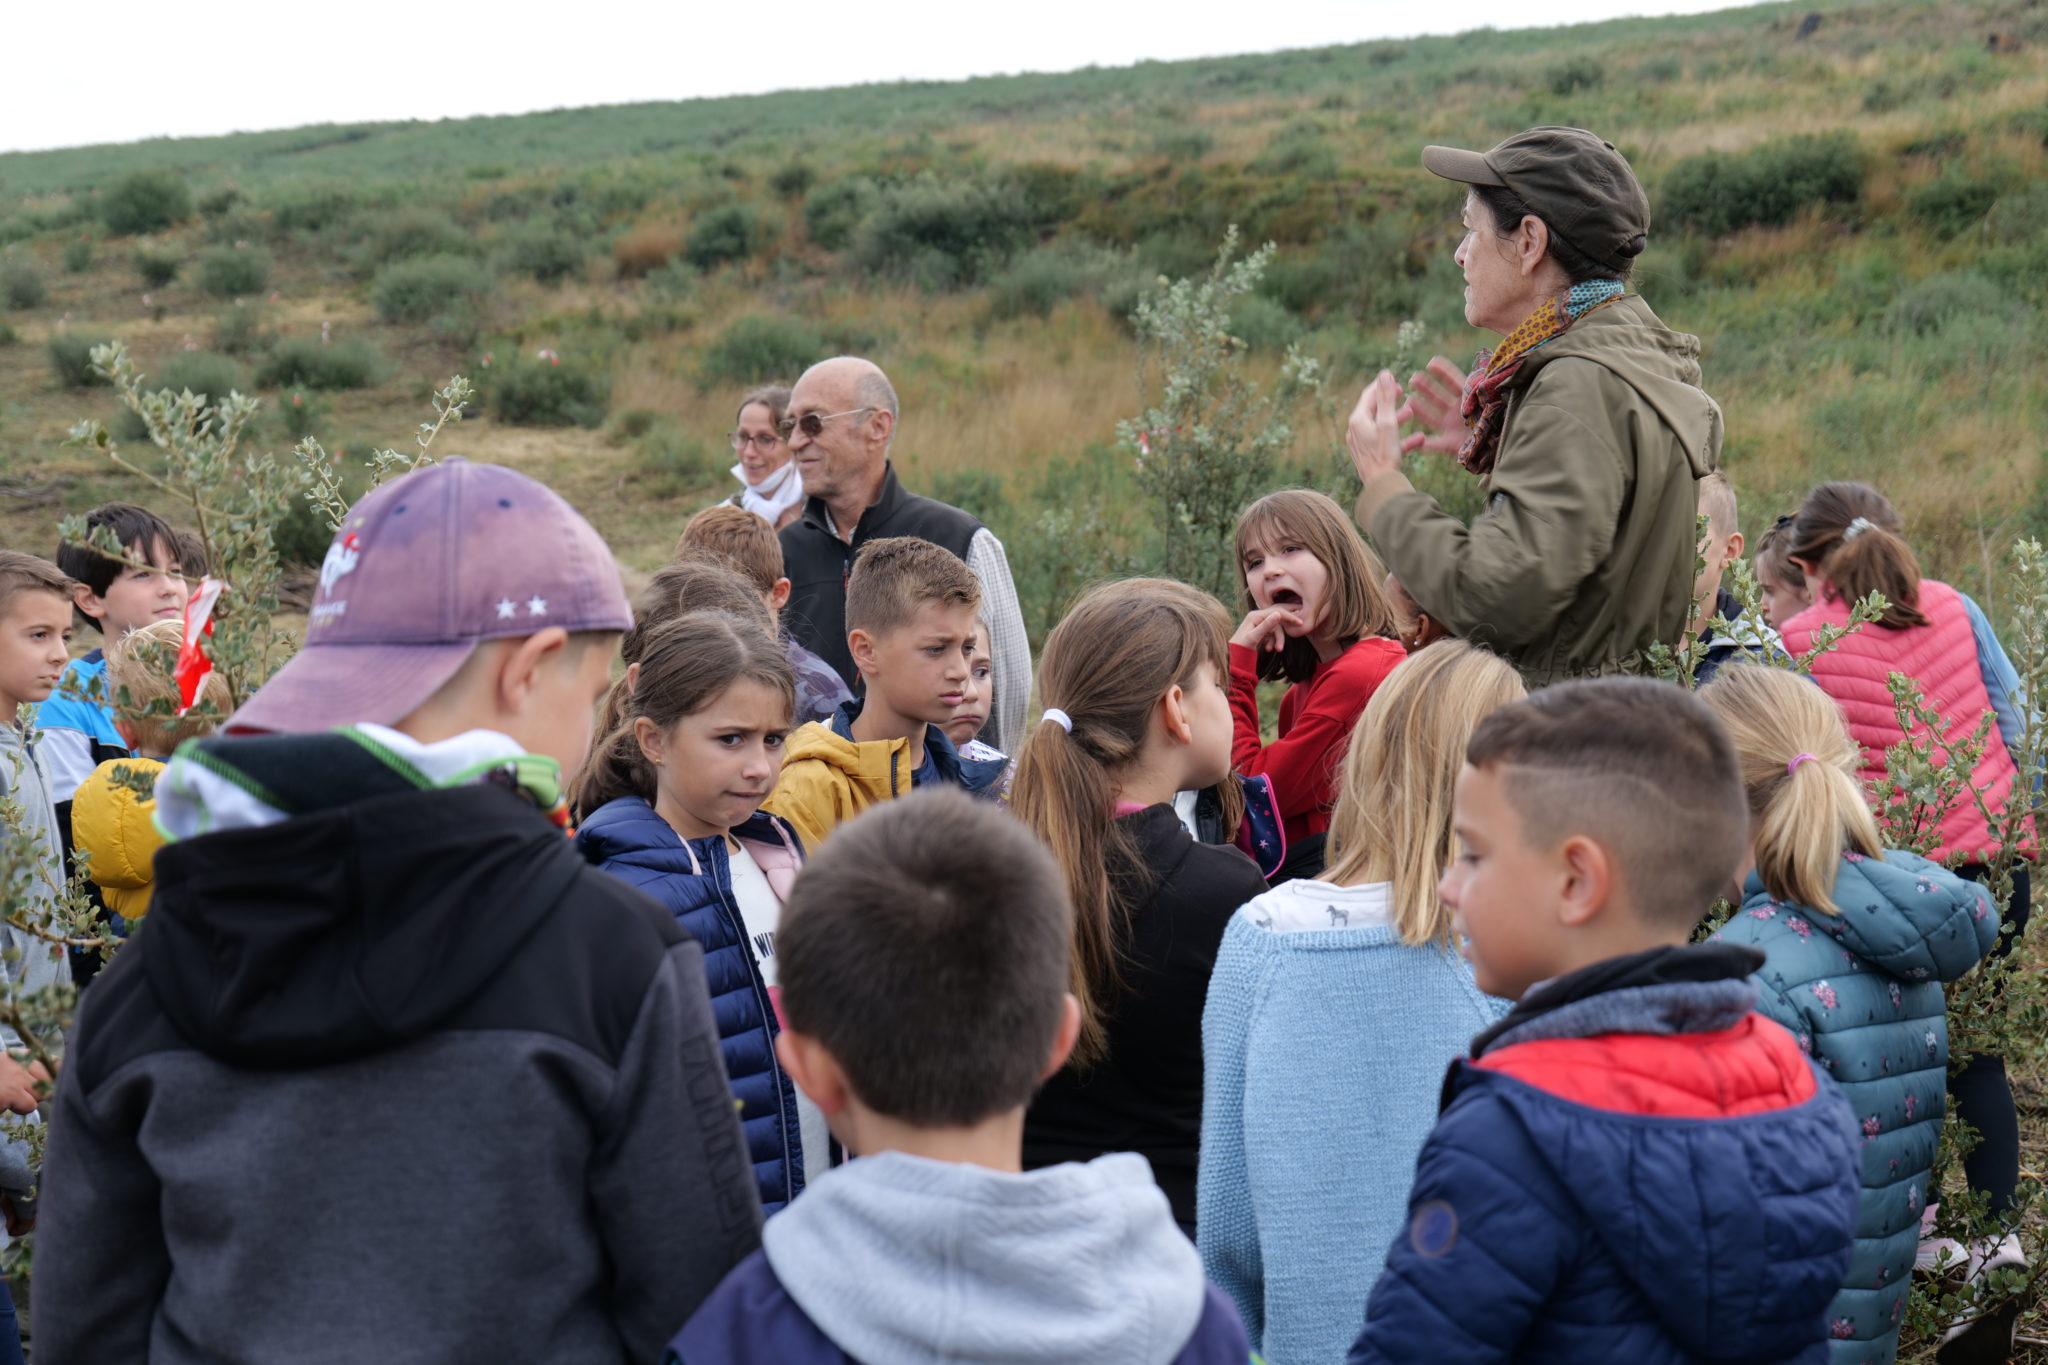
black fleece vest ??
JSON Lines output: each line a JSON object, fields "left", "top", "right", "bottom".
{"left": 778, "top": 462, "right": 983, "bottom": 688}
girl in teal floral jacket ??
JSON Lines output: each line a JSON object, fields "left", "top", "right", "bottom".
{"left": 1704, "top": 664, "right": 2000, "bottom": 1365}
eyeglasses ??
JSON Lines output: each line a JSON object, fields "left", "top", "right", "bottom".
{"left": 729, "top": 430, "right": 783, "bottom": 451}
{"left": 777, "top": 406, "right": 875, "bottom": 441}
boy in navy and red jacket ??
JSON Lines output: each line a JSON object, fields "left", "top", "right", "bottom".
{"left": 1348, "top": 678, "right": 1861, "bottom": 1365}
{"left": 673, "top": 790, "right": 1250, "bottom": 1365}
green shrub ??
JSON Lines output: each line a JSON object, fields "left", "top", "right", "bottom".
{"left": 1546, "top": 56, "right": 1603, "bottom": 95}
{"left": 803, "top": 176, "right": 879, "bottom": 251}
{"left": 1150, "top": 128, "right": 1216, "bottom": 160}
{"left": 0, "top": 322, "right": 16, "bottom": 347}
{"left": 62, "top": 234, "right": 94, "bottom": 273}
{"left": 278, "top": 389, "right": 327, "bottom": 442}
{"left": 100, "top": 169, "right": 192, "bottom": 236}
{"left": 1661, "top": 133, "right": 1864, "bottom": 236}
{"left": 47, "top": 334, "right": 116, "bottom": 387}
{"left": 197, "top": 186, "right": 243, "bottom": 217}
{"left": 770, "top": 162, "right": 818, "bottom": 199}
{"left": 134, "top": 247, "right": 182, "bottom": 288}
{"left": 1, "top": 260, "right": 46, "bottom": 310}
{"left": 685, "top": 205, "right": 761, "bottom": 270}
{"left": 197, "top": 245, "right": 272, "bottom": 298}
{"left": 1988, "top": 187, "right": 2048, "bottom": 246}
{"left": 351, "top": 208, "right": 475, "bottom": 270}
{"left": 210, "top": 304, "right": 270, "bottom": 356}
{"left": 371, "top": 254, "right": 492, "bottom": 323}
{"left": 269, "top": 182, "right": 361, "bottom": 233}
{"left": 487, "top": 351, "right": 609, "bottom": 427}
{"left": 505, "top": 225, "right": 585, "bottom": 283}
{"left": 987, "top": 241, "right": 1114, "bottom": 320}
{"left": 256, "top": 336, "right": 384, "bottom": 390}
{"left": 1250, "top": 129, "right": 1339, "bottom": 180}
{"left": 628, "top": 422, "right": 724, "bottom": 498}
{"left": 699, "top": 315, "right": 825, "bottom": 387}
{"left": 1227, "top": 293, "right": 1304, "bottom": 349}
{"left": 1907, "top": 173, "right": 2002, "bottom": 239}
{"left": 1884, "top": 271, "right": 2007, "bottom": 335}
{"left": 851, "top": 175, "right": 1036, "bottom": 288}
{"left": 117, "top": 351, "right": 249, "bottom": 439}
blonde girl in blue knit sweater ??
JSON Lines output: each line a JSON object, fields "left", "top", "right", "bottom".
{"left": 1197, "top": 641, "right": 1522, "bottom": 1365}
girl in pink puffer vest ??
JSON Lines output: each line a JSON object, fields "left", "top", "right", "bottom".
{"left": 1776, "top": 480, "right": 2032, "bottom": 1361}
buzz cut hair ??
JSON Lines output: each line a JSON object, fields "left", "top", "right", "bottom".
{"left": 1465, "top": 677, "right": 1749, "bottom": 926}
{"left": 1697, "top": 471, "right": 1739, "bottom": 544}
{"left": 776, "top": 789, "right": 1073, "bottom": 1125}
{"left": 845, "top": 537, "right": 979, "bottom": 637}
{"left": 675, "top": 504, "right": 784, "bottom": 596}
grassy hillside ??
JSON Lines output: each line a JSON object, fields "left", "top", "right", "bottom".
{"left": 2, "top": 0, "right": 2046, "bottom": 642}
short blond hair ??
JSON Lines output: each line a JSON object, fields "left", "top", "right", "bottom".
{"left": 105, "top": 619, "right": 230, "bottom": 756}
{"left": 1697, "top": 471, "right": 1738, "bottom": 543}
{"left": 846, "top": 537, "right": 979, "bottom": 637}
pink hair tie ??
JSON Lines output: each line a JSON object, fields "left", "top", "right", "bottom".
{"left": 1787, "top": 753, "right": 1819, "bottom": 776}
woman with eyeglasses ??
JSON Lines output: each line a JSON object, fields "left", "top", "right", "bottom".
{"left": 723, "top": 384, "right": 805, "bottom": 531}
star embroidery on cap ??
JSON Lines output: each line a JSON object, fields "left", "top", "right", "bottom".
{"left": 527, "top": 596, "right": 548, "bottom": 616}
{"left": 495, "top": 599, "right": 516, "bottom": 619}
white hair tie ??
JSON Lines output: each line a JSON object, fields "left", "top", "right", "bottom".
{"left": 1843, "top": 516, "right": 1876, "bottom": 541}
{"left": 1041, "top": 708, "right": 1074, "bottom": 733}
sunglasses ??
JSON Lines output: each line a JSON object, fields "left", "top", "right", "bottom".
{"left": 777, "top": 406, "right": 875, "bottom": 440}
{"left": 729, "top": 430, "right": 783, "bottom": 451}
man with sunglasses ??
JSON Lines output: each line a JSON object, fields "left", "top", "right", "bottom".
{"left": 778, "top": 356, "right": 1030, "bottom": 754}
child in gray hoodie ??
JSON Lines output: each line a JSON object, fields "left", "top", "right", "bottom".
{"left": 671, "top": 789, "right": 1252, "bottom": 1365}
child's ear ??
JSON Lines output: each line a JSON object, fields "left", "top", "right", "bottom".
{"left": 1159, "top": 683, "right": 1193, "bottom": 746}
{"left": 776, "top": 1031, "right": 850, "bottom": 1117}
{"left": 73, "top": 582, "right": 108, "bottom": 622}
{"left": 113, "top": 719, "right": 138, "bottom": 749}
{"left": 1041, "top": 994, "right": 1082, "bottom": 1080}
{"left": 847, "top": 627, "right": 879, "bottom": 678}
{"left": 1555, "top": 834, "right": 1614, "bottom": 929}
{"left": 1722, "top": 531, "right": 1745, "bottom": 571}
{"left": 632, "top": 716, "right": 667, "bottom": 767}
{"left": 768, "top": 577, "right": 792, "bottom": 613}
{"left": 497, "top": 627, "right": 570, "bottom": 716}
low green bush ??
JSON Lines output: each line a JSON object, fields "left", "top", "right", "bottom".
{"left": 210, "top": 305, "right": 270, "bottom": 356}
{"left": 269, "top": 182, "right": 361, "bottom": 233}
{"left": 685, "top": 205, "right": 760, "bottom": 271}
{"left": 1907, "top": 173, "right": 2002, "bottom": 239}
{"left": 803, "top": 176, "right": 879, "bottom": 251}
{"left": 101, "top": 169, "right": 192, "bottom": 236}
{"left": 117, "top": 351, "right": 249, "bottom": 439}
{"left": 487, "top": 351, "right": 609, "bottom": 427}
{"left": 372, "top": 254, "right": 492, "bottom": 323}
{"left": 351, "top": 207, "right": 475, "bottom": 270}
{"left": 197, "top": 244, "right": 272, "bottom": 298}
{"left": 197, "top": 186, "right": 243, "bottom": 218}
{"left": 504, "top": 225, "right": 585, "bottom": 283}
{"left": 699, "top": 315, "right": 825, "bottom": 387}
{"left": 47, "top": 334, "right": 116, "bottom": 388}
{"left": 1, "top": 260, "right": 46, "bottom": 309}
{"left": 1661, "top": 133, "right": 1864, "bottom": 236}
{"left": 62, "top": 235, "right": 94, "bottom": 273}
{"left": 987, "top": 241, "right": 1115, "bottom": 320}
{"left": 256, "top": 336, "right": 385, "bottom": 390}
{"left": 1884, "top": 270, "right": 2007, "bottom": 335}
{"left": 852, "top": 174, "right": 1036, "bottom": 288}
{"left": 134, "top": 247, "right": 182, "bottom": 288}
{"left": 770, "top": 162, "right": 817, "bottom": 199}
{"left": 629, "top": 424, "right": 725, "bottom": 498}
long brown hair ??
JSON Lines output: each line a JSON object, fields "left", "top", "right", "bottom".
{"left": 1010, "top": 578, "right": 1232, "bottom": 1065}
{"left": 1786, "top": 482, "right": 1927, "bottom": 630}
{"left": 573, "top": 611, "right": 795, "bottom": 817}
{"left": 1235, "top": 489, "right": 1400, "bottom": 683}
{"left": 1321, "top": 642, "right": 1524, "bottom": 945}
{"left": 1697, "top": 662, "right": 1882, "bottom": 915}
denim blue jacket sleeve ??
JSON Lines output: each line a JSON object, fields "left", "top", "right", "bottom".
{"left": 1960, "top": 593, "right": 2024, "bottom": 759}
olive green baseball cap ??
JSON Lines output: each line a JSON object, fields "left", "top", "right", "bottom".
{"left": 1422, "top": 127, "right": 1651, "bottom": 271}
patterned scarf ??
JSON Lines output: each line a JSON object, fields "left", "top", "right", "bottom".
{"left": 1458, "top": 279, "right": 1628, "bottom": 476}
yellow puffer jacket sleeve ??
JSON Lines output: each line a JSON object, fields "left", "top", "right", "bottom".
{"left": 71, "top": 757, "right": 167, "bottom": 921}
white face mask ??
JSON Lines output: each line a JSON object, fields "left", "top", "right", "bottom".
{"left": 732, "top": 459, "right": 804, "bottom": 524}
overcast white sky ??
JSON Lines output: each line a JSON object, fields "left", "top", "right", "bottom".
{"left": 3, "top": 0, "right": 1751, "bottom": 156}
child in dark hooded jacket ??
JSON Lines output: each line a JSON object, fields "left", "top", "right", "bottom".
{"left": 578, "top": 609, "right": 827, "bottom": 1215}
{"left": 1704, "top": 664, "right": 2000, "bottom": 1363}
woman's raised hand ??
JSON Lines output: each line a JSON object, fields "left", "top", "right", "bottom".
{"left": 1346, "top": 370, "right": 1405, "bottom": 485}
{"left": 1395, "top": 356, "right": 1472, "bottom": 456}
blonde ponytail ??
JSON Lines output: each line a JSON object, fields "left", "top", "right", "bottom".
{"left": 1012, "top": 578, "right": 1233, "bottom": 1066}
{"left": 1697, "top": 663, "right": 1882, "bottom": 915}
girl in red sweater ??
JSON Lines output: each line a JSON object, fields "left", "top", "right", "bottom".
{"left": 1229, "top": 490, "right": 1406, "bottom": 878}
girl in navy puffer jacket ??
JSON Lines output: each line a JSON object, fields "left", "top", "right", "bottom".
{"left": 576, "top": 610, "right": 824, "bottom": 1215}
{"left": 1704, "top": 664, "right": 2000, "bottom": 1364}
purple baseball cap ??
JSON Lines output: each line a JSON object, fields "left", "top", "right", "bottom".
{"left": 229, "top": 458, "right": 632, "bottom": 734}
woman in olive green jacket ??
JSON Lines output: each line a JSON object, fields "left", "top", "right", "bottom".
{"left": 1349, "top": 127, "right": 1724, "bottom": 686}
